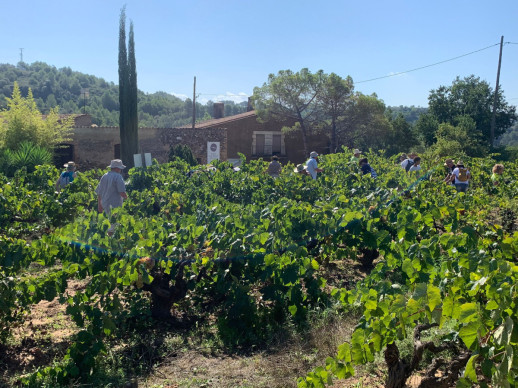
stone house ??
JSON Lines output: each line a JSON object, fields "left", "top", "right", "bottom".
{"left": 59, "top": 114, "right": 226, "bottom": 169}
{"left": 60, "top": 104, "right": 329, "bottom": 169}
{"left": 178, "top": 102, "right": 329, "bottom": 165}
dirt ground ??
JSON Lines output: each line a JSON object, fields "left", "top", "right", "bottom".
{"left": 1, "top": 259, "right": 429, "bottom": 388}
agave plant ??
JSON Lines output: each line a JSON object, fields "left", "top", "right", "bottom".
{"left": 2, "top": 141, "right": 53, "bottom": 175}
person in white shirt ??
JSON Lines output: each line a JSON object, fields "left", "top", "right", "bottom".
{"left": 408, "top": 157, "right": 422, "bottom": 177}
{"left": 451, "top": 161, "right": 470, "bottom": 193}
{"left": 305, "top": 151, "right": 323, "bottom": 180}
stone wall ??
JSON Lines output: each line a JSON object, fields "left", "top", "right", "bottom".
{"left": 70, "top": 126, "right": 227, "bottom": 169}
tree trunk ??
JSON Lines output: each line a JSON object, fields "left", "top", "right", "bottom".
{"left": 297, "top": 119, "right": 309, "bottom": 158}
{"left": 384, "top": 324, "right": 466, "bottom": 388}
{"left": 331, "top": 119, "right": 337, "bottom": 153}
{"left": 142, "top": 261, "right": 188, "bottom": 320}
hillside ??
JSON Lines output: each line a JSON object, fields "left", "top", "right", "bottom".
{"left": 0, "top": 62, "right": 247, "bottom": 127}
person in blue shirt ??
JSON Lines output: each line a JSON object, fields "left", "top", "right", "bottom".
{"left": 305, "top": 151, "right": 323, "bottom": 180}
{"left": 359, "top": 158, "right": 377, "bottom": 178}
{"left": 55, "top": 161, "right": 78, "bottom": 191}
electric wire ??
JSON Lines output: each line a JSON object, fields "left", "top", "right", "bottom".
{"left": 355, "top": 43, "right": 501, "bottom": 84}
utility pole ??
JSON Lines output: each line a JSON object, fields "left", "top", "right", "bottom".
{"left": 192, "top": 76, "right": 196, "bottom": 130}
{"left": 490, "top": 35, "right": 504, "bottom": 146}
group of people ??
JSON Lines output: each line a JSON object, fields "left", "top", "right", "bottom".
{"left": 57, "top": 150, "right": 509, "bottom": 237}
{"left": 268, "top": 151, "right": 324, "bottom": 180}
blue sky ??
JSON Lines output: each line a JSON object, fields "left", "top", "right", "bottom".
{"left": 0, "top": 0, "right": 517, "bottom": 107}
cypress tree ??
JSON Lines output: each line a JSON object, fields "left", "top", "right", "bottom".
{"left": 127, "top": 21, "right": 138, "bottom": 164}
{"left": 118, "top": 6, "right": 138, "bottom": 169}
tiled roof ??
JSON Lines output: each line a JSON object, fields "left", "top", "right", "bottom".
{"left": 177, "top": 110, "right": 257, "bottom": 129}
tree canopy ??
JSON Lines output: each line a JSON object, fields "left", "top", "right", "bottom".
{"left": 252, "top": 68, "right": 325, "bottom": 156}
{"left": 0, "top": 62, "right": 247, "bottom": 128}
{"left": 428, "top": 75, "right": 516, "bottom": 147}
{"left": 0, "top": 82, "right": 73, "bottom": 152}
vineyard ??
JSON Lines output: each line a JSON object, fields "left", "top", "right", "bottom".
{"left": 1, "top": 151, "right": 517, "bottom": 387}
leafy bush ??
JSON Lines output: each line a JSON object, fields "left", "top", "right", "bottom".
{"left": 1, "top": 141, "right": 52, "bottom": 175}
{"left": 168, "top": 144, "right": 197, "bottom": 166}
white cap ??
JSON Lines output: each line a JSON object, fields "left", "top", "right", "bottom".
{"left": 310, "top": 151, "right": 318, "bottom": 158}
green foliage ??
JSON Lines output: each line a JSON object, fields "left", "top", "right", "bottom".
{"left": 387, "top": 105, "right": 428, "bottom": 124}
{"left": 168, "top": 144, "right": 198, "bottom": 166}
{"left": 2, "top": 151, "right": 518, "bottom": 387}
{"left": 0, "top": 82, "right": 73, "bottom": 152}
{"left": 253, "top": 68, "right": 326, "bottom": 155}
{"left": 1, "top": 141, "right": 52, "bottom": 175}
{"left": 428, "top": 75, "right": 517, "bottom": 147}
{"left": 0, "top": 62, "right": 247, "bottom": 127}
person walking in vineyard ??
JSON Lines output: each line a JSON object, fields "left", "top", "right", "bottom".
{"left": 267, "top": 155, "right": 282, "bottom": 178}
{"left": 401, "top": 152, "right": 418, "bottom": 172}
{"left": 491, "top": 164, "right": 505, "bottom": 186}
{"left": 443, "top": 158, "right": 455, "bottom": 185}
{"left": 95, "top": 159, "right": 128, "bottom": 236}
{"left": 306, "top": 151, "right": 323, "bottom": 180}
{"left": 450, "top": 161, "right": 470, "bottom": 193}
{"left": 350, "top": 149, "right": 362, "bottom": 164}
{"left": 408, "top": 156, "right": 422, "bottom": 177}
{"left": 359, "top": 158, "right": 377, "bottom": 178}
{"left": 294, "top": 164, "right": 309, "bottom": 176}
{"left": 55, "top": 161, "right": 78, "bottom": 192}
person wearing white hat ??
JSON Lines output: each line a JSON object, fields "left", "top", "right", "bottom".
{"left": 95, "top": 159, "right": 128, "bottom": 235}
{"left": 55, "top": 161, "right": 78, "bottom": 191}
{"left": 306, "top": 151, "right": 323, "bottom": 180}
{"left": 350, "top": 149, "right": 362, "bottom": 163}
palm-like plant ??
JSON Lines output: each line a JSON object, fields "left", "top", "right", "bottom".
{"left": 2, "top": 141, "right": 52, "bottom": 175}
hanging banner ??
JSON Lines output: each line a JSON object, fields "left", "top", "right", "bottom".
{"left": 207, "top": 142, "right": 220, "bottom": 163}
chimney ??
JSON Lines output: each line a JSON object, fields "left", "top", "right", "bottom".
{"left": 247, "top": 97, "right": 254, "bottom": 112}
{"left": 213, "top": 102, "right": 224, "bottom": 119}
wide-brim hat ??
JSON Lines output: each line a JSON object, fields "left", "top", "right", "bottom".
{"left": 294, "top": 164, "right": 307, "bottom": 173}
{"left": 310, "top": 151, "right": 319, "bottom": 158}
{"left": 444, "top": 159, "right": 455, "bottom": 166}
{"left": 353, "top": 149, "right": 362, "bottom": 155}
{"left": 64, "top": 161, "right": 76, "bottom": 168}
{"left": 108, "top": 159, "right": 126, "bottom": 169}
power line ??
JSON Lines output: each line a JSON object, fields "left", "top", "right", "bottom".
{"left": 355, "top": 42, "right": 502, "bottom": 84}
{"left": 190, "top": 41, "right": 516, "bottom": 97}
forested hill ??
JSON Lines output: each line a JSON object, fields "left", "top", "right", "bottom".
{"left": 386, "top": 105, "right": 428, "bottom": 124}
{"left": 0, "top": 62, "right": 247, "bottom": 127}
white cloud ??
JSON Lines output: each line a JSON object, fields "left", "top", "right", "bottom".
{"left": 171, "top": 92, "right": 189, "bottom": 100}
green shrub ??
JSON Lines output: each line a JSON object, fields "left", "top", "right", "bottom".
{"left": 1, "top": 141, "right": 52, "bottom": 176}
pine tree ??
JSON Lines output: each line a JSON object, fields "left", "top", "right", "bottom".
{"left": 118, "top": 6, "right": 138, "bottom": 169}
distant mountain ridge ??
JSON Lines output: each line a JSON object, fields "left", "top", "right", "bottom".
{"left": 0, "top": 61, "right": 247, "bottom": 127}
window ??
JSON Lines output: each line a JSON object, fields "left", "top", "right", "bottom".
{"left": 272, "top": 134, "right": 282, "bottom": 154}
{"left": 252, "top": 131, "right": 285, "bottom": 156}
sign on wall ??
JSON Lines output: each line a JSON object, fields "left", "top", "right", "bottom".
{"left": 207, "top": 142, "right": 220, "bottom": 164}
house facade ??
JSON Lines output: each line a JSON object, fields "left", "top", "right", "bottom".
{"left": 61, "top": 115, "right": 227, "bottom": 169}
{"left": 62, "top": 105, "right": 329, "bottom": 169}
{"left": 178, "top": 107, "right": 329, "bottom": 165}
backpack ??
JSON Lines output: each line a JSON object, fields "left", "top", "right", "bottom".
{"left": 58, "top": 172, "right": 71, "bottom": 188}
{"left": 458, "top": 167, "right": 469, "bottom": 182}
{"left": 404, "top": 159, "right": 414, "bottom": 172}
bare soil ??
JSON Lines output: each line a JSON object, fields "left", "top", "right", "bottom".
{"left": 0, "top": 259, "right": 429, "bottom": 388}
